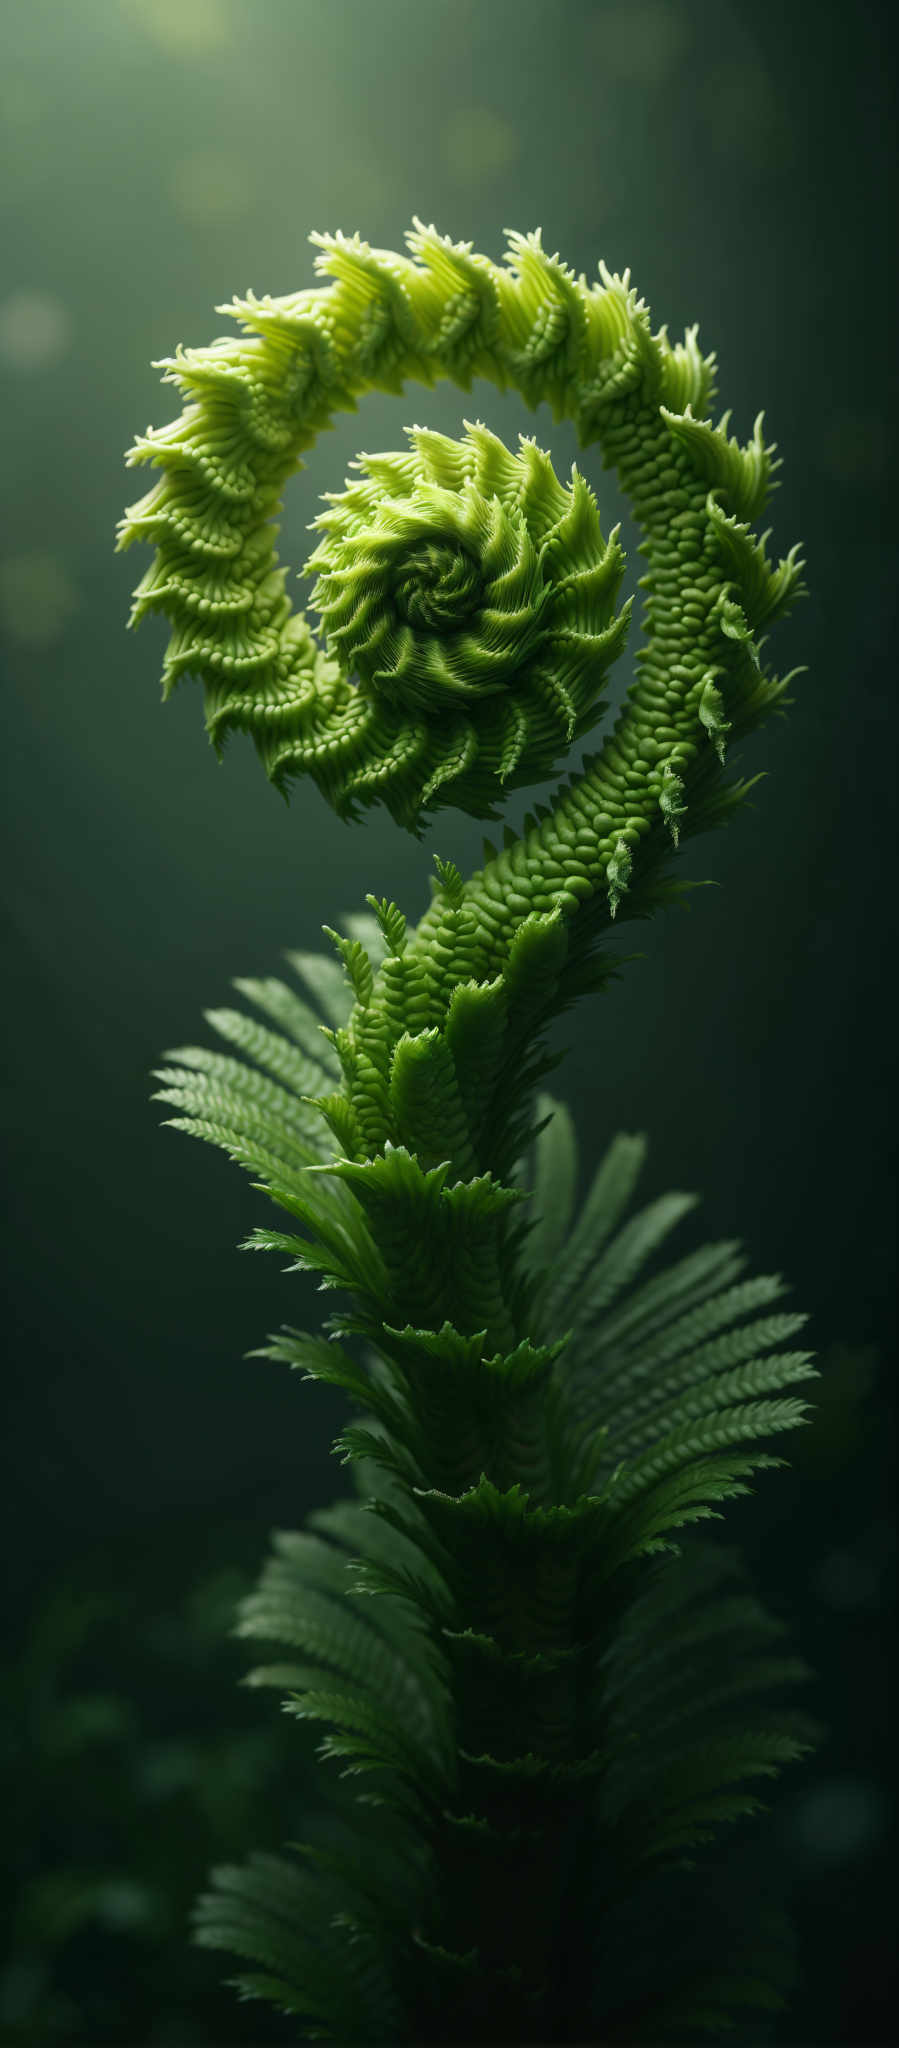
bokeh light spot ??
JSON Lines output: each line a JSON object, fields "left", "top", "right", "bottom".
{"left": 702, "top": 62, "right": 794, "bottom": 167}
{"left": 443, "top": 108, "right": 519, "bottom": 183}
{"left": 791, "top": 1778, "right": 885, "bottom": 1868}
{"left": 821, "top": 408, "right": 888, "bottom": 485}
{"left": 119, "top": 0, "right": 234, "bottom": 55}
{"left": 582, "top": 2, "right": 687, "bottom": 86}
{"left": 814, "top": 1546, "right": 881, "bottom": 1609}
{"left": 170, "top": 148, "right": 255, "bottom": 226}
{"left": 0, "top": 553, "right": 80, "bottom": 649}
{"left": 0, "top": 289, "right": 71, "bottom": 372}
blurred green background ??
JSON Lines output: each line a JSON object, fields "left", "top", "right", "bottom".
{"left": 2, "top": 0, "right": 895, "bottom": 2041}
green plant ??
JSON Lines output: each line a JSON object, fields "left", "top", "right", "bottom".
{"left": 120, "top": 224, "right": 814, "bottom": 2043}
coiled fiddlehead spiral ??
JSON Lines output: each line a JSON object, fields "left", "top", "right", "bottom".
{"left": 120, "top": 224, "right": 804, "bottom": 884}
{"left": 303, "top": 420, "right": 629, "bottom": 825}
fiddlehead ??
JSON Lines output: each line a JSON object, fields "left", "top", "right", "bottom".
{"left": 121, "top": 223, "right": 805, "bottom": 1181}
{"left": 119, "top": 222, "right": 803, "bottom": 890}
{"left": 302, "top": 420, "right": 629, "bottom": 826}
{"left": 126, "top": 227, "right": 813, "bottom": 2045}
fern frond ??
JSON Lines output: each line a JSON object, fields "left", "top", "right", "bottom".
{"left": 612, "top": 1347, "right": 817, "bottom": 1456}
{"left": 193, "top": 1846, "right": 404, "bottom": 2040}
{"left": 152, "top": 1070, "right": 325, "bottom": 1161}
{"left": 566, "top": 1188, "right": 701, "bottom": 1330}
{"left": 232, "top": 972, "right": 343, "bottom": 1070}
{"left": 127, "top": 221, "right": 814, "bottom": 2045}
{"left": 537, "top": 1130, "right": 648, "bottom": 1331}
{"left": 272, "top": 1512, "right": 452, "bottom": 1699}
{"left": 528, "top": 1090, "right": 578, "bottom": 1272}
{"left": 612, "top": 1402, "right": 804, "bottom": 1509}
{"left": 282, "top": 1683, "right": 448, "bottom": 1827}
{"left": 202, "top": 1005, "right": 327, "bottom": 1096}
{"left": 583, "top": 1236, "right": 748, "bottom": 1353}
{"left": 600, "top": 1272, "right": 793, "bottom": 1380}
{"left": 283, "top": 949, "right": 355, "bottom": 1029}
{"left": 159, "top": 1113, "right": 319, "bottom": 1201}
{"left": 252, "top": 1326, "right": 421, "bottom": 1449}
{"left": 156, "top": 1043, "right": 327, "bottom": 1131}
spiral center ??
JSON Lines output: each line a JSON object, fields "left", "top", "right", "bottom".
{"left": 394, "top": 540, "right": 481, "bottom": 634}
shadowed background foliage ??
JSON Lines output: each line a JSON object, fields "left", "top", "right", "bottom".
{"left": 2, "top": 0, "right": 895, "bottom": 2041}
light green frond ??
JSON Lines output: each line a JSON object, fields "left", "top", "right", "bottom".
{"left": 203, "top": 1005, "right": 325, "bottom": 1096}
{"left": 443, "top": 975, "right": 508, "bottom": 1126}
{"left": 584, "top": 1236, "right": 748, "bottom": 1356}
{"left": 608, "top": 1397, "right": 810, "bottom": 1510}
{"left": 660, "top": 404, "right": 776, "bottom": 522}
{"left": 613, "top": 1306, "right": 809, "bottom": 1399}
{"left": 252, "top": 1327, "right": 419, "bottom": 1444}
{"left": 567, "top": 1190, "right": 700, "bottom": 1331}
{"left": 538, "top": 1130, "right": 647, "bottom": 1334}
{"left": 155, "top": 1044, "right": 327, "bottom": 1135}
{"left": 593, "top": 1272, "right": 792, "bottom": 1403}
{"left": 612, "top": 1348, "right": 817, "bottom": 1454}
{"left": 388, "top": 1028, "right": 477, "bottom": 1174}
{"left": 159, "top": 1113, "right": 317, "bottom": 1201}
{"left": 283, "top": 949, "right": 355, "bottom": 1029}
{"left": 230, "top": 973, "right": 342, "bottom": 1071}
{"left": 322, "top": 925, "right": 375, "bottom": 1009}
{"left": 529, "top": 1091, "right": 578, "bottom": 1272}
{"left": 152, "top": 1066, "right": 326, "bottom": 1161}
{"left": 365, "top": 895, "right": 408, "bottom": 957}
{"left": 339, "top": 907, "right": 389, "bottom": 967}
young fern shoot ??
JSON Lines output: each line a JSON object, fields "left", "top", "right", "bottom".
{"left": 122, "top": 225, "right": 813, "bottom": 2044}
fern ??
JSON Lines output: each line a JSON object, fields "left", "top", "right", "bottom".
{"left": 176, "top": 992, "right": 817, "bottom": 2041}
{"left": 121, "top": 225, "right": 817, "bottom": 2043}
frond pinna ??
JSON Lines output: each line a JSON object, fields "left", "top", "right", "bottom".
{"left": 124, "top": 225, "right": 814, "bottom": 2043}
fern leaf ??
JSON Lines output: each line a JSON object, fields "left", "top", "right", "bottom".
{"left": 160, "top": 1113, "right": 317, "bottom": 1202}
{"left": 240, "top": 1661, "right": 324, "bottom": 1691}
{"left": 609, "top": 1272, "right": 791, "bottom": 1370}
{"left": 612, "top": 1349, "right": 817, "bottom": 1455}
{"left": 203, "top": 1005, "right": 326, "bottom": 1095}
{"left": 156, "top": 1043, "right": 329, "bottom": 1134}
{"left": 282, "top": 1684, "right": 448, "bottom": 1814}
{"left": 539, "top": 1131, "right": 647, "bottom": 1332}
{"left": 529, "top": 1091, "right": 578, "bottom": 1272}
{"left": 152, "top": 1070, "right": 326, "bottom": 1163}
{"left": 333, "top": 1420, "right": 426, "bottom": 1492}
{"left": 253, "top": 1521, "right": 452, "bottom": 1708}
{"left": 585, "top": 1237, "right": 748, "bottom": 1355}
{"left": 602, "top": 1309, "right": 811, "bottom": 1430}
{"left": 236, "top": 1576, "right": 433, "bottom": 1748}
{"left": 568, "top": 1189, "right": 700, "bottom": 1330}
{"left": 193, "top": 1849, "right": 400, "bottom": 2040}
{"left": 608, "top": 1397, "right": 810, "bottom": 1508}
{"left": 232, "top": 971, "right": 342, "bottom": 1070}
{"left": 322, "top": 925, "right": 375, "bottom": 1009}
{"left": 283, "top": 949, "right": 358, "bottom": 1028}
{"left": 252, "top": 1326, "right": 420, "bottom": 1445}
{"left": 338, "top": 908, "right": 389, "bottom": 967}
